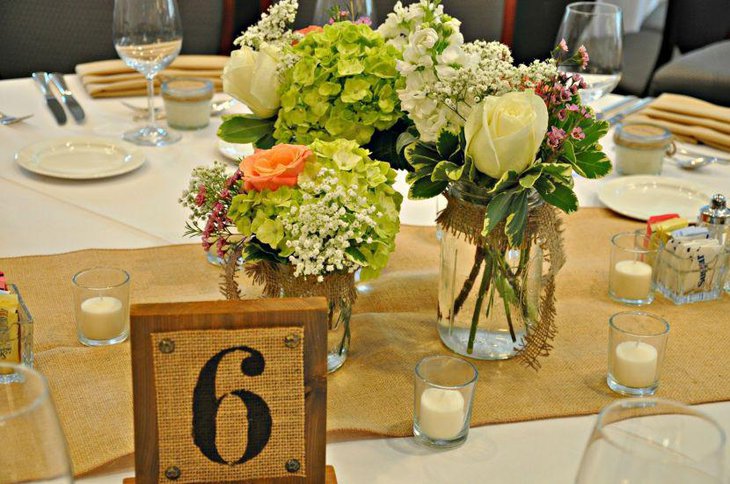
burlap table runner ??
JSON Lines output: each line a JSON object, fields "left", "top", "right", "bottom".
{"left": 1, "top": 208, "right": 729, "bottom": 476}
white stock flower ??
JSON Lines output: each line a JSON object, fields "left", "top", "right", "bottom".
{"left": 223, "top": 44, "right": 281, "bottom": 118}
{"left": 464, "top": 91, "right": 549, "bottom": 179}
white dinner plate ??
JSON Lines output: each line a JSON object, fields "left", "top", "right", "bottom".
{"left": 217, "top": 139, "right": 254, "bottom": 162}
{"left": 598, "top": 175, "right": 712, "bottom": 221}
{"left": 15, "top": 136, "right": 145, "bottom": 180}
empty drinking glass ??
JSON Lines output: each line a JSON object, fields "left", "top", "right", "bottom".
{"left": 113, "top": 0, "right": 183, "bottom": 146}
{"left": 0, "top": 363, "right": 73, "bottom": 483}
{"left": 555, "top": 2, "right": 623, "bottom": 102}
{"left": 576, "top": 398, "right": 726, "bottom": 483}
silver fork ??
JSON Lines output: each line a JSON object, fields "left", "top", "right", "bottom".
{"left": 0, "top": 111, "right": 33, "bottom": 126}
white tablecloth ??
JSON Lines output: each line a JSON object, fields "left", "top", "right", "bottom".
{"left": 1, "top": 78, "right": 729, "bottom": 483}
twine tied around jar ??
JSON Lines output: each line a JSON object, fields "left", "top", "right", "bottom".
{"left": 220, "top": 245, "right": 357, "bottom": 310}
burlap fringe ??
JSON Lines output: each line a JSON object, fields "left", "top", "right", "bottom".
{"left": 221, "top": 249, "right": 357, "bottom": 308}
{"left": 437, "top": 194, "right": 566, "bottom": 370}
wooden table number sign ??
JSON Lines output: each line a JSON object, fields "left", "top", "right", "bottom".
{"left": 128, "top": 297, "right": 331, "bottom": 484}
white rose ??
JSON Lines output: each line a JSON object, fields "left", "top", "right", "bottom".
{"left": 464, "top": 91, "right": 548, "bottom": 179}
{"left": 222, "top": 45, "right": 280, "bottom": 118}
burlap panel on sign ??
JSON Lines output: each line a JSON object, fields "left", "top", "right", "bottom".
{"left": 151, "top": 328, "right": 305, "bottom": 483}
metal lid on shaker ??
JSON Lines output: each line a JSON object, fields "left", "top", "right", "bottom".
{"left": 699, "top": 194, "right": 730, "bottom": 225}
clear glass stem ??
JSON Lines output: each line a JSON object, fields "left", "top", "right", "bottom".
{"left": 146, "top": 75, "right": 156, "bottom": 128}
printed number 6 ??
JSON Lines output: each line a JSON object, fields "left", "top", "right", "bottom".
{"left": 192, "top": 346, "right": 272, "bottom": 465}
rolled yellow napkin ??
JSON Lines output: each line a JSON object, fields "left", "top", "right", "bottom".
{"left": 75, "top": 55, "right": 227, "bottom": 98}
{"left": 624, "top": 93, "right": 730, "bottom": 152}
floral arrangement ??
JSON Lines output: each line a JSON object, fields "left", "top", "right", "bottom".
{"left": 181, "top": 139, "right": 402, "bottom": 282}
{"left": 219, "top": 0, "right": 406, "bottom": 165}
{"left": 380, "top": 0, "right": 610, "bottom": 246}
{"left": 374, "top": 0, "right": 611, "bottom": 365}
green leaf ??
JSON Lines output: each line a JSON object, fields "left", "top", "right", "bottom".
{"left": 366, "top": 124, "right": 411, "bottom": 170}
{"left": 395, "top": 129, "right": 418, "bottom": 156}
{"left": 345, "top": 247, "right": 369, "bottom": 266}
{"left": 504, "top": 190, "right": 529, "bottom": 247}
{"left": 488, "top": 170, "right": 519, "bottom": 194}
{"left": 408, "top": 177, "right": 448, "bottom": 200}
{"left": 573, "top": 150, "right": 612, "bottom": 179}
{"left": 581, "top": 120, "right": 609, "bottom": 147}
{"left": 255, "top": 132, "right": 276, "bottom": 150}
{"left": 562, "top": 140, "right": 577, "bottom": 164}
{"left": 538, "top": 182, "right": 578, "bottom": 213}
{"left": 436, "top": 131, "right": 460, "bottom": 160}
{"left": 519, "top": 168, "right": 542, "bottom": 189}
{"left": 217, "top": 114, "right": 275, "bottom": 144}
{"left": 431, "top": 160, "right": 464, "bottom": 182}
{"left": 534, "top": 176, "right": 556, "bottom": 195}
{"left": 482, "top": 191, "right": 514, "bottom": 236}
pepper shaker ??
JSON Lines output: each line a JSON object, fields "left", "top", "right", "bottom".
{"left": 698, "top": 194, "right": 730, "bottom": 292}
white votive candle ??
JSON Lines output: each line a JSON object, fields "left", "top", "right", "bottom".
{"left": 611, "top": 260, "right": 653, "bottom": 300}
{"left": 79, "top": 296, "right": 125, "bottom": 340}
{"left": 418, "top": 388, "right": 465, "bottom": 440}
{"left": 613, "top": 341, "right": 658, "bottom": 388}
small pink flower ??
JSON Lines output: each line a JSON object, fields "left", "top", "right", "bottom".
{"left": 194, "top": 184, "right": 206, "bottom": 206}
{"left": 547, "top": 126, "right": 567, "bottom": 149}
{"left": 557, "top": 109, "right": 567, "bottom": 121}
{"left": 355, "top": 16, "right": 372, "bottom": 25}
{"left": 571, "top": 127, "right": 586, "bottom": 140}
{"left": 558, "top": 39, "right": 568, "bottom": 52}
{"left": 578, "top": 45, "right": 589, "bottom": 69}
{"left": 567, "top": 104, "right": 580, "bottom": 112}
{"left": 328, "top": 17, "right": 335, "bottom": 24}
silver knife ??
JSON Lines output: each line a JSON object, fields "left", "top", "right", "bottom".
{"left": 49, "top": 73, "right": 85, "bottom": 123}
{"left": 607, "top": 97, "right": 655, "bottom": 126}
{"left": 596, "top": 96, "right": 637, "bottom": 120}
{"left": 32, "top": 72, "right": 67, "bottom": 125}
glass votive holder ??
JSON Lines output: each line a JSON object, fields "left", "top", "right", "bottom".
{"left": 72, "top": 268, "right": 130, "bottom": 346}
{"left": 161, "top": 78, "right": 213, "bottom": 130}
{"left": 614, "top": 123, "right": 673, "bottom": 176}
{"left": 609, "top": 231, "right": 657, "bottom": 305}
{"left": 607, "top": 311, "right": 670, "bottom": 396}
{"left": 413, "top": 355, "right": 478, "bottom": 448}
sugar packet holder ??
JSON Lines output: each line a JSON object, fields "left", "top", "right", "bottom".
{"left": 0, "top": 284, "right": 34, "bottom": 381}
{"left": 654, "top": 232, "right": 727, "bottom": 304}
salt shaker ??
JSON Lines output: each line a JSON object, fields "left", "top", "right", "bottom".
{"left": 698, "top": 194, "right": 730, "bottom": 292}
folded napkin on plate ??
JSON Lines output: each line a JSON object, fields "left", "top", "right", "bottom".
{"left": 625, "top": 93, "right": 730, "bottom": 151}
{"left": 75, "top": 55, "right": 227, "bottom": 98}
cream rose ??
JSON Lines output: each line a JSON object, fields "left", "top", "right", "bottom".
{"left": 464, "top": 91, "right": 549, "bottom": 179}
{"left": 222, "top": 45, "right": 280, "bottom": 118}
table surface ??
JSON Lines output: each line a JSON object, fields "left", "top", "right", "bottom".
{"left": 1, "top": 77, "right": 729, "bottom": 483}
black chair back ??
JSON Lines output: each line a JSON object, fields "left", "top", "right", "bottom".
{"left": 0, "top": 0, "right": 224, "bottom": 79}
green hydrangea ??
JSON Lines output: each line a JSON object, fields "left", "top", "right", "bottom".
{"left": 274, "top": 22, "right": 403, "bottom": 146}
{"left": 228, "top": 139, "right": 402, "bottom": 280}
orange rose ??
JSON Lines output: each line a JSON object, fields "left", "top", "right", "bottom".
{"left": 240, "top": 144, "right": 311, "bottom": 192}
{"left": 292, "top": 25, "right": 324, "bottom": 45}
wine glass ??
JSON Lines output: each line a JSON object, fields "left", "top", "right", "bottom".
{"left": 113, "top": 0, "right": 183, "bottom": 146}
{"left": 555, "top": 2, "right": 623, "bottom": 103}
{"left": 576, "top": 398, "right": 727, "bottom": 483}
{"left": 0, "top": 363, "right": 73, "bottom": 483}
{"left": 313, "top": 0, "right": 376, "bottom": 25}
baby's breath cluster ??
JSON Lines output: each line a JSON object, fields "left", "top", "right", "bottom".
{"left": 281, "top": 169, "right": 379, "bottom": 280}
{"left": 234, "top": 0, "right": 299, "bottom": 50}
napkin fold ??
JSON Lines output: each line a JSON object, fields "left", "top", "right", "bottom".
{"left": 75, "top": 55, "right": 227, "bottom": 98}
{"left": 625, "top": 93, "right": 730, "bottom": 151}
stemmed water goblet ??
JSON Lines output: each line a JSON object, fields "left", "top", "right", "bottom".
{"left": 113, "top": 0, "right": 183, "bottom": 146}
